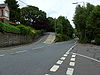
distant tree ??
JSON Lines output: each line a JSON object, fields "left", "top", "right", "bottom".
{"left": 47, "top": 17, "right": 55, "bottom": 32}
{"left": 56, "top": 16, "right": 73, "bottom": 41}
{"left": 5, "top": 0, "right": 20, "bottom": 22}
{"left": 20, "top": 5, "right": 47, "bottom": 30}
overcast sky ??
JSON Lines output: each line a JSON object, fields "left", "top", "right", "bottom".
{"left": 0, "top": 0, "right": 100, "bottom": 27}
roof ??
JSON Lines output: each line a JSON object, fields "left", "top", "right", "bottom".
{"left": 0, "top": 4, "right": 8, "bottom": 8}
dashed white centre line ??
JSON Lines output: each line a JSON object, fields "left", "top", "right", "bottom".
{"left": 64, "top": 54, "right": 68, "bottom": 57}
{"left": 45, "top": 74, "right": 49, "bottom": 75}
{"left": 69, "top": 62, "right": 75, "bottom": 66}
{"left": 60, "top": 57, "right": 66, "bottom": 60}
{"left": 50, "top": 65, "right": 59, "bottom": 72}
{"left": 70, "top": 58, "right": 76, "bottom": 61}
{"left": 0, "top": 54, "right": 5, "bottom": 57}
{"left": 66, "top": 68, "right": 74, "bottom": 75}
{"left": 56, "top": 60, "right": 63, "bottom": 65}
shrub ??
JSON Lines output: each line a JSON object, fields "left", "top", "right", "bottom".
{"left": 56, "top": 34, "right": 71, "bottom": 42}
{"left": 0, "top": 22, "right": 20, "bottom": 34}
{"left": 16, "top": 24, "right": 32, "bottom": 35}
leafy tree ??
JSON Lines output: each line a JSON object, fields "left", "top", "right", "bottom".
{"left": 20, "top": 5, "right": 47, "bottom": 30}
{"left": 47, "top": 17, "right": 55, "bottom": 32}
{"left": 73, "top": 5, "right": 87, "bottom": 43}
{"left": 73, "top": 3, "right": 100, "bottom": 44}
{"left": 87, "top": 5, "right": 100, "bottom": 44}
{"left": 5, "top": 0, "right": 20, "bottom": 22}
{"left": 55, "top": 16, "right": 73, "bottom": 41}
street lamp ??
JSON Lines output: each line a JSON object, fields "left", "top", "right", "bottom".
{"left": 72, "top": 1, "right": 85, "bottom": 7}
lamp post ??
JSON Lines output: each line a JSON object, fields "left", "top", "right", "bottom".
{"left": 72, "top": 1, "right": 85, "bottom": 7}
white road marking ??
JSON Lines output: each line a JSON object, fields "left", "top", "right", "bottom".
{"left": 67, "top": 44, "right": 77, "bottom": 53}
{"left": 72, "top": 52, "right": 100, "bottom": 63}
{"left": 32, "top": 45, "right": 50, "bottom": 50}
{"left": 72, "top": 55, "right": 76, "bottom": 58}
{"left": 66, "top": 52, "right": 69, "bottom": 55}
{"left": 64, "top": 54, "right": 68, "bottom": 57}
{"left": 32, "top": 46, "right": 44, "bottom": 50}
{"left": 60, "top": 57, "right": 66, "bottom": 60}
{"left": 70, "top": 58, "right": 76, "bottom": 61}
{"left": 66, "top": 68, "right": 74, "bottom": 75}
{"left": 0, "top": 54, "right": 5, "bottom": 57}
{"left": 72, "top": 53, "right": 76, "bottom": 55}
{"left": 16, "top": 50, "right": 27, "bottom": 53}
{"left": 69, "top": 62, "right": 75, "bottom": 66}
{"left": 45, "top": 74, "right": 49, "bottom": 75}
{"left": 56, "top": 60, "right": 63, "bottom": 65}
{"left": 50, "top": 65, "right": 59, "bottom": 72}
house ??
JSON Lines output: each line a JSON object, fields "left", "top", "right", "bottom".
{"left": 0, "top": 3, "right": 9, "bottom": 22}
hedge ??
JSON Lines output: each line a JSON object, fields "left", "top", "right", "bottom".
{"left": 0, "top": 22, "right": 20, "bottom": 34}
{"left": 0, "top": 22, "right": 43, "bottom": 36}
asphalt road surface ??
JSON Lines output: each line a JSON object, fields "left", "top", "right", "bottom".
{"left": 0, "top": 33, "right": 100, "bottom": 75}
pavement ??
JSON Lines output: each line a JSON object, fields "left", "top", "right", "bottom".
{"left": 0, "top": 32, "right": 100, "bottom": 75}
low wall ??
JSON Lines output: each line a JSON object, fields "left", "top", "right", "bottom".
{"left": 0, "top": 32, "right": 38, "bottom": 47}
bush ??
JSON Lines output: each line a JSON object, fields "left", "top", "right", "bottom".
{"left": 16, "top": 24, "right": 32, "bottom": 35}
{"left": 56, "top": 34, "right": 70, "bottom": 42}
{"left": 0, "top": 22, "right": 43, "bottom": 36}
{"left": 0, "top": 22, "right": 20, "bottom": 34}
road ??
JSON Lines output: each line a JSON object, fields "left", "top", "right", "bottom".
{"left": 0, "top": 32, "right": 100, "bottom": 75}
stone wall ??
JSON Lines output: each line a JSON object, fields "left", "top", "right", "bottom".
{"left": 0, "top": 32, "right": 36, "bottom": 47}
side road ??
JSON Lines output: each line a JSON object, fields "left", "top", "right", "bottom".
{"left": 69, "top": 43, "right": 100, "bottom": 75}
{"left": 0, "top": 32, "right": 55, "bottom": 50}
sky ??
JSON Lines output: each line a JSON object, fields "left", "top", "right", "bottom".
{"left": 0, "top": 0, "right": 100, "bottom": 27}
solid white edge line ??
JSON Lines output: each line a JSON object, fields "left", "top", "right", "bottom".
{"left": 72, "top": 52, "right": 100, "bottom": 63}
{"left": 67, "top": 43, "right": 77, "bottom": 53}
{"left": 50, "top": 65, "right": 59, "bottom": 72}
{"left": 66, "top": 68, "right": 74, "bottom": 75}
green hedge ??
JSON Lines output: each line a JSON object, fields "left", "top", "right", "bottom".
{"left": 56, "top": 34, "right": 70, "bottom": 42}
{"left": 0, "top": 22, "right": 20, "bottom": 34}
{"left": 16, "top": 24, "right": 32, "bottom": 35}
{"left": 0, "top": 22, "right": 43, "bottom": 36}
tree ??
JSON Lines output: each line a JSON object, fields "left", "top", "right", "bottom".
{"left": 5, "top": 0, "right": 20, "bottom": 22}
{"left": 56, "top": 16, "right": 73, "bottom": 41}
{"left": 73, "top": 3, "right": 100, "bottom": 44}
{"left": 87, "top": 5, "right": 100, "bottom": 44}
{"left": 47, "top": 17, "right": 55, "bottom": 32}
{"left": 73, "top": 5, "right": 87, "bottom": 43}
{"left": 20, "top": 5, "right": 47, "bottom": 30}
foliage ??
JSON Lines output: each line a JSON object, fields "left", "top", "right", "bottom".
{"left": 16, "top": 24, "right": 32, "bottom": 35}
{"left": 20, "top": 5, "right": 47, "bottom": 30}
{"left": 0, "top": 22, "right": 20, "bottom": 33}
{"left": 0, "top": 22, "right": 43, "bottom": 36}
{"left": 5, "top": 0, "right": 20, "bottom": 22}
{"left": 55, "top": 16, "right": 74, "bottom": 42}
{"left": 47, "top": 17, "right": 55, "bottom": 32}
{"left": 73, "top": 3, "right": 100, "bottom": 44}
